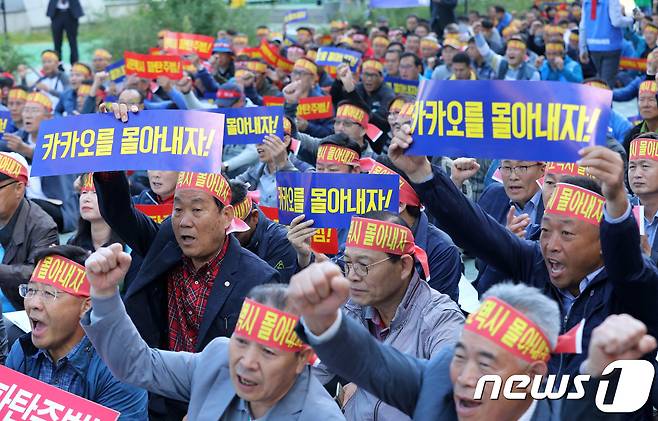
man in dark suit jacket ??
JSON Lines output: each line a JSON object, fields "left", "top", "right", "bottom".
{"left": 46, "top": 0, "right": 84, "bottom": 65}
{"left": 384, "top": 128, "right": 658, "bottom": 403}
{"left": 94, "top": 171, "right": 280, "bottom": 420}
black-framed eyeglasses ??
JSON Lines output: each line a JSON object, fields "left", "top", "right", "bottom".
{"left": 337, "top": 257, "right": 393, "bottom": 277}
{"left": 0, "top": 181, "right": 17, "bottom": 191}
{"left": 498, "top": 163, "right": 542, "bottom": 176}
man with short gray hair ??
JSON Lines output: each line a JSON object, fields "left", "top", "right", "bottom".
{"left": 289, "top": 264, "right": 570, "bottom": 420}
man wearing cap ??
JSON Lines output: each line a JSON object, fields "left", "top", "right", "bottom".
{"left": 386, "top": 126, "right": 658, "bottom": 387}
{"left": 181, "top": 82, "right": 259, "bottom": 177}
{"left": 473, "top": 23, "right": 540, "bottom": 81}
{"left": 82, "top": 252, "right": 343, "bottom": 420}
{"left": 284, "top": 58, "right": 334, "bottom": 138}
{"left": 209, "top": 39, "right": 236, "bottom": 86}
{"left": 6, "top": 92, "right": 79, "bottom": 234}
{"left": 231, "top": 182, "right": 297, "bottom": 283}
{"left": 331, "top": 62, "right": 394, "bottom": 133}
{"left": 309, "top": 212, "right": 463, "bottom": 421}
{"left": 93, "top": 167, "right": 279, "bottom": 419}
{"left": 539, "top": 41, "right": 583, "bottom": 82}
{"left": 32, "top": 50, "right": 70, "bottom": 109}
{"left": 0, "top": 152, "right": 58, "bottom": 312}
{"left": 6, "top": 245, "right": 148, "bottom": 419}
{"left": 54, "top": 62, "right": 92, "bottom": 116}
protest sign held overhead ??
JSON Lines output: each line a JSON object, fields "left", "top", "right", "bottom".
{"left": 276, "top": 172, "right": 399, "bottom": 228}
{"left": 32, "top": 110, "right": 225, "bottom": 176}
{"left": 106, "top": 59, "right": 126, "bottom": 83}
{"left": 207, "top": 106, "right": 284, "bottom": 144}
{"left": 162, "top": 31, "right": 215, "bottom": 59}
{"left": 316, "top": 47, "right": 362, "bottom": 72}
{"left": 408, "top": 80, "right": 612, "bottom": 162}
{"left": 283, "top": 9, "right": 308, "bottom": 24}
{"left": 124, "top": 52, "right": 183, "bottom": 80}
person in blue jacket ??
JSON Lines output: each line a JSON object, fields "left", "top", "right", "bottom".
{"left": 6, "top": 245, "right": 147, "bottom": 420}
{"left": 539, "top": 41, "right": 583, "bottom": 82}
{"left": 385, "top": 125, "right": 658, "bottom": 391}
{"left": 579, "top": 0, "right": 637, "bottom": 88}
{"left": 231, "top": 182, "right": 297, "bottom": 283}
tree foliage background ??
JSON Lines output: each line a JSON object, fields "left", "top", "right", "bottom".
{"left": 99, "top": 0, "right": 264, "bottom": 58}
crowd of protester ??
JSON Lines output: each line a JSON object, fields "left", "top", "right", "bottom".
{"left": 0, "top": 1, "right": 658, "bottom": 419}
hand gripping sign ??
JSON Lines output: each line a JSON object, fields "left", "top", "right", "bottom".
{"left": 408, "top": 80, "right": 612, "bottom": 162}
{"left": 32, "top": 110, "right": 225, "bottom": 176}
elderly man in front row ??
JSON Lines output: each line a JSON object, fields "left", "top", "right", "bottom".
{"left": 80, "top": 243, "right": 344, "bottom": 421}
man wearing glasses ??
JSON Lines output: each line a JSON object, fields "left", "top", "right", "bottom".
{"left": 312, "top": 211, "right": 464, "bottom": 420}
{"left": 6, "top": 245, "right": 147, "bottom": 419}
{"left": 452, "top": 158, "right": 545, "bottom": 294}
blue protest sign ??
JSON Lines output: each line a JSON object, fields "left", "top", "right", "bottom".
{"left": 32, "top": 110, "right": 225, "bottom": 176}
{"left": 408, "top": 80, "right": 612, "bottom": 162}
{"left": 276, "top": 172, "right": 399, "bottom": 228}
{"left": 106, "top": 59, "right": 126, "bottom": 83}
{"left": 0, "top": 112, "right": 14, "bottom": 135}
{"left": 207, "top": 106, "right": 284, "bottom": 144}
{"left": 384, "top": 76, "right": 419, "bottom": 96}
{"left": 284, "top": 9, "right": 308, "bottom": 24}
{"left": 316, "top": 47, "right": 362, "bottom": 72}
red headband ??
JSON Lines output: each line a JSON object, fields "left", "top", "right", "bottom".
{"left": 80, "top": 173, "right": 95, "bottom": 192}
{"left": 465, "top": 297, "right": 551, "bottom": 363}
{"left": 336, "top": 104, "right": 369, "bottom": 128}
{"left": 234, "top": 298, "right": 305, "bottom": 352}
{"left": 0, "top": 153, "right": 28, "bottom": 184}
{"left": 30, "top": 255, "right": 90, "bottom": 297}
{"left": 630, "top": 137, "right": 658, "bottom": 161}
{"left": 367, "top": 161, "right": 420, "bottom": 207}
{"left": 346, "top": 217, "right": 429, "bottom": 279}
{"left": 316, "top": 144, "right": 360, "bottom": 167}
{"left": 545, "top": 183, "right": 604, "bottom": 226}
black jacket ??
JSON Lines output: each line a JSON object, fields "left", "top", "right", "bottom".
{"left": 47, "top": 0, "right": 84, "bottom": 18}
{"left": 94, "top": 172, "right": 280, "bottom": 420}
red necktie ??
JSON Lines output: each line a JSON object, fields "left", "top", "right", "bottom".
{"left": 591, "top": 0, "right": 597, "bottom": 20}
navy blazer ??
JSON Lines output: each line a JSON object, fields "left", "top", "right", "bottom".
{"left": 411, "top": 165, "right": 658, "bottom": 386}
{"left": 300, "top": 314, "right": 562, "bottom": 420}
{"left": 244, "top": 208, "right": 297, "bottom": 283}
{"left": 47, "top": 0, "right": 84, "bottom": 18}
{"left": 93, "top": 172, "right": 281, "bottom": 350}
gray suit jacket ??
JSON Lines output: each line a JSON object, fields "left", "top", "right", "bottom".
{"left": 81, "top": 293, "right": 344, "bottom": 421}
{"left": 300, "top": 313, "right": 562, "bottom": 421}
